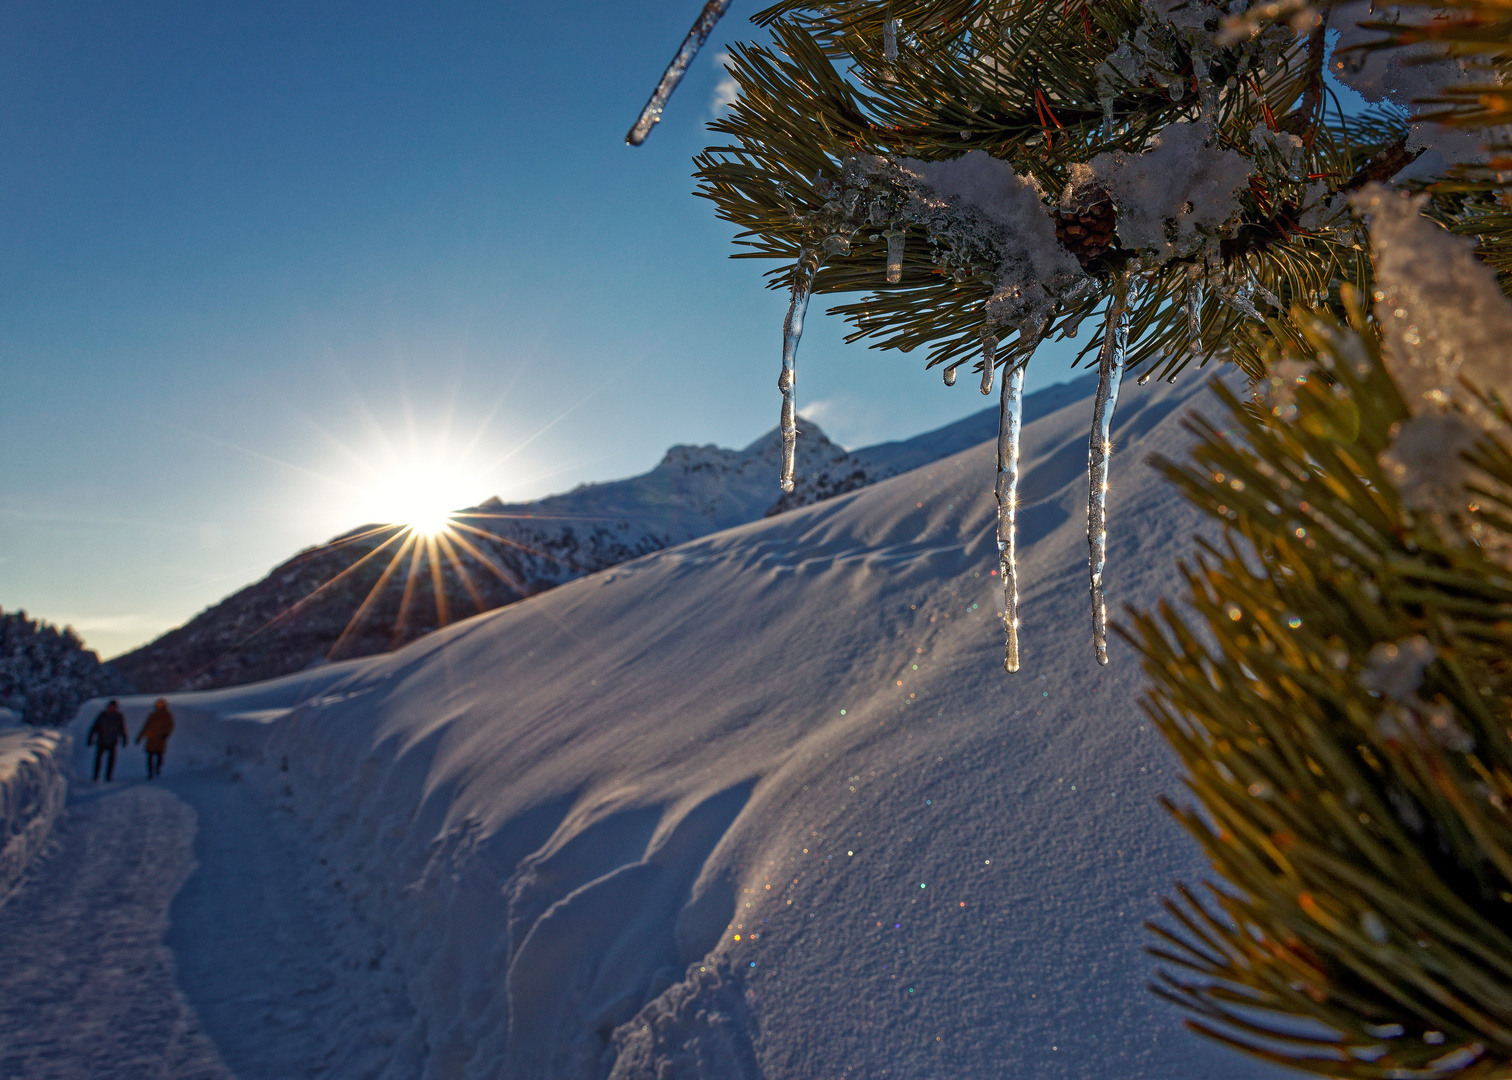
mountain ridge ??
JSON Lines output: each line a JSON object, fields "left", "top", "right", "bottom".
{"left": 110, "top": 375, "right": 1099, "bottom": 692}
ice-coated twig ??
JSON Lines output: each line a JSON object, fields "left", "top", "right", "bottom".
{"left": 1088, "top": 272, "right": 1131, "bottom": 666}
{"left": 996, "top": 323, "right": 1041, "bottom": 674}
{"left": 979, "top": 332, "right": 998, "bottom": 395}
{"left": 626, "top": 0, "right": 736, "bottom": 146}
{"left": 779, "top": 250, "right": 822, "bottom": 493}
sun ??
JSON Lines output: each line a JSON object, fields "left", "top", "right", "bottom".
{"left": 356, "top": 463, "right": 476, "bottom": 538}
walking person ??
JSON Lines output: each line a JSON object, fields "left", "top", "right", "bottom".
{"left": 86, "top": 700, "right": 129, "bottom": 782}
{"left": 136, "top": 698, "right": 174, "bottom": 779}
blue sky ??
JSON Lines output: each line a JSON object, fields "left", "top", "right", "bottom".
{"left": 0, "top": 1, "right": 1095, "bottom": 658}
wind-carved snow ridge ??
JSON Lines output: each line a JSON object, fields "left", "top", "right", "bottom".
{"left": 0, "top": 727, "right": 69, "bottom": 904}
{"left": 1088, "top": 274, "right": 1132, "bottom": 666}
{"left": 94, "top": 370, "right": 1256, "bottom": 1080}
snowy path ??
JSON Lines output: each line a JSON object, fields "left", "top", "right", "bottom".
{"left": 0, "top": 771, "right": 411, "bottom": 1080}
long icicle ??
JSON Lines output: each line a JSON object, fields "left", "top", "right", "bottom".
{"left": 995, "top": 342, "right": 1033, "bottom": 674}
{"left": 625, "top": 0, "right": 735, "bottom": 146}
{"left": 1087, "top": 272, "right": 1131, "bottom": 666}
{"left": 779, "top": 250, "right": 821, "bottom": 493}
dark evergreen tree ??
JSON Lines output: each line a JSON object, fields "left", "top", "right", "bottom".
{"left": 0, "top": 608, "right": 132, "bottom": 727}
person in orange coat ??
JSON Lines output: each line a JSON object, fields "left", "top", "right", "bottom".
{"left": 136, "top": 699, "right": 175, "bottom": 779}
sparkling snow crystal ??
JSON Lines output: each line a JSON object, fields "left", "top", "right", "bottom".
{"left": 1352, "top": 184, "right": 1512, "bottom": 413}
{"left": 1360, "top": 635, "right": 1435, "bottom": 700}
{"left": 1378, "top": 413, "right": 1481, "bottom": 517}
{"left": 1084, "top": 122, "right": 1252, "bottom": 261}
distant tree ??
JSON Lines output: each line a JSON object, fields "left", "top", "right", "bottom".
{"left": 0, "top": 608, "right": 133, "bottom": 726}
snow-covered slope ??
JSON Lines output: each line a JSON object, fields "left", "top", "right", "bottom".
{"left": 73, "top": 370, "right": 1278, "bottom": 1080}
{"left": 0, "top": 727, "right": 69, "bottom": 904}
{"left": 110, "top": 381, "right": 1098, "bottom": 694}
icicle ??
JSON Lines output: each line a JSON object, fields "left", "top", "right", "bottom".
{"left": 883, "top": 17, "right": 899, "bottom": 79}
{"left": 996, "top": 357, "right": 1027, "bottom": 673}
{"left": 885, "top": 229, "right": 905, "bottom": 283}
{"left": 1251, "top": 280, "right": 1284, "bottom": 310}
{"left": 626, "top": 0, "right": 736, "bottom": 146}
{"left": 1221, "top": 278, "right": 1262, "bottom": 320}
{"left": 943, "top": 361, "right": 961, "bottom": 386}
{"left": 779, "top": 250, "right": 821, "bottom": 493}
{"left": 1197, "top": 69, "right": 1220, "bottom": 129}
{"left": 1087, "top": 273, "right": 1131, "bottom": 666}
{"left": 1186, "top": 275, "right": 1205, "bottom": 359}
{"left": 979, "top": 333, "right": 998, "bottom": 395}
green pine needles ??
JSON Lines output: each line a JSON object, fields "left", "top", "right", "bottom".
{"left": 1129, "top": 291, "right": 1512, "bottom": 1076}
{"left": 695, "top": 0, "right": 1399, "bottom": 379}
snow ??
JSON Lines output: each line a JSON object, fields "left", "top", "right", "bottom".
{"left": 0, "top": 726, "right": 69, "bottom": 904}
{"left": 1352, "top": 184, "right": 1512, "bottom": 414}
{"left": 1377, "top": 412, "right": 1481, "bottom": 519}
{"left": 10, "top": 370, "right": 1291, "bottom": 1079}
{"left": 1360, "top": 636, "right": 1435, "bottom": 700}
{"left": 1083, "top": 121, "right": 1253, "bottom": 261}
{"left": 1330, "top": 1, "right": 1488, "bottom": 178}
{"left": 0, "top": 769, "right": 413, "bottom": 1080}
{"left": 901, "top": 152, "right": 1083, "bottom": 327}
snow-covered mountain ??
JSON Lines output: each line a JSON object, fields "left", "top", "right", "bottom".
{"left": 66, "top": 369, "right": 1280, "bottom": 1080}
{"left": 111, "top": 377, "right": 1099, "bottom": 693}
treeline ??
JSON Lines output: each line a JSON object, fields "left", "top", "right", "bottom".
{"left": 0, "top": 608, "right": 132, "bottom": 726}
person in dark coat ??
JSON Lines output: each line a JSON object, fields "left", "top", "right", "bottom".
{"left": 86, "top": 700, "right": 128, "bottom": 782}
{"left": 136, "top": 699, "right": 174, "bottom": 779}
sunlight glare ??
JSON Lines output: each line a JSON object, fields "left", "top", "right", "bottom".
{"left": 355, "top": 463, "right": 481, "bottom": 538}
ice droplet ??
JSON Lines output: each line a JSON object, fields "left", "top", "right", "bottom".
{"left": 943, "top": 361, "right": 960, "bottom": 387}
{"left": 886, "top": 229, "right": 905, "bottom": 283}
{"left": 626, "top": 0, "right": 736, "bottom": 146}
{"left": 1088, "top": 273, "right": 1131, "bottom": 665}
{"left": 979, "top": 333, "right": 998, "bottom": 395}
{"left": 779, "top": 250, "right": 822, "bottom": 493}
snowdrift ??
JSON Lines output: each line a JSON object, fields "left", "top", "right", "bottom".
{"left": 74, "top": 371, "right": 1284, "bottom": 1080}
{"left": 0, "top": 727, "right": 69, "bottom": 904}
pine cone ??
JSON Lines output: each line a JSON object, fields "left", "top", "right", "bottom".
{"left": 1053, "top": 189, "right": 1118, "bottom": 269}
